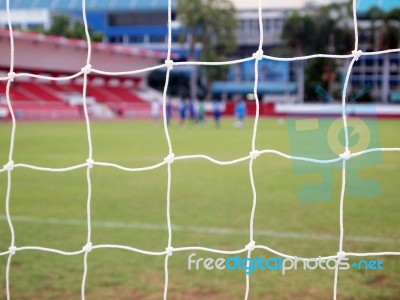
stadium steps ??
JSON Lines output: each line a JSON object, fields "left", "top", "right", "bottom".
{"left": 0, "top": 82, "right": 31, "bottom": 102}
{"left": 135, "top": 87, "right": 163, "bottom": 102}
{"left": 20, "top": 82, "right": 65, "bottom": 104}
{"left": 44, "top": 83, "right": 73, "bottom": 99}
{"left": 86, "top": 85, "right": 122, "bottom": 103}
{"left": 47, "top": 83, "right": 67, "bottom": 93}
{"left": 42, "top": 84, "right": 80, "bottom": 94}
{"left": 105, "top": 86, "right": 147, "bottom": 103}
{"left": 8, "top": 83, "right": 37, "bottom": 102}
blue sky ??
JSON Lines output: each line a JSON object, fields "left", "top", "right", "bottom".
{"left": 232, "top": 0, "right": 399, "bottom": 11}
{"left": 232, "top": 0, "right": 341, "bottom": 9}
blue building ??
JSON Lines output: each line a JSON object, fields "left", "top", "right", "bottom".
{"left": 0, "top": 0, "right": 297, "bottom": 101}
{"left": 0, "top": 0, "right": 183, "bottom": 53}
{"left": 354, "top": 0, "right": 400, "bottom": 103}
{"left": 1, "top": 0, "right": 399, "bottom": 102}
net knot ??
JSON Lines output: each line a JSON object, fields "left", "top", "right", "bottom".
{"left": 8, "top": 246, "right": 17, "bottom": 255}
{"left": 337, "top": 251, "right": 346, "bottom": 260}
{"left": 339, "top": 150, "right": 351, "bottom": 160}
{"left": 166, "top": 246, "right": 174, "bottom": 256}
{"left": 164, "top": 153, "right": 175, "bottom": 164}
{"left": 81, "top": 64, "right": 92, "bottom": 74}
{"left": 252, "top": 49, "right": 264, "bottom": 61}
{"left": 245, "top": 241, "right": 256, "bottom": 251}
{"left": 7, "top": 72, "right": 16, "bottom": 82}
{"left": 3, "top": 161, "right": 14, "bottom": 171}
{"left": 352, "top": 50, "right": 362, "bottom": 61}
{"left": 165, "top": 59, "right": 174, "bottom": 71}
{"left": 250, "top": 150, "right": 261, "bottom": 160}
{"left": 83, "top": 242, "right": 93, "bottom": 253}
{"left": 86, "top": 158, "right": 94, "bottom": 168}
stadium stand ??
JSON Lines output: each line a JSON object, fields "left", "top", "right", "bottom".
{"left": 0, "top": 81, "right": 32, "bottom": 102}
{"left": 18, "top": 81, "right": 65, "bottom": 103}
{"left": 0, "top": 76, "right": 153, "bottom": 118}
{"left": 0, "top": 30, "right": 169, "bottom": 120}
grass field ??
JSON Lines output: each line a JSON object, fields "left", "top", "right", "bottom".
{"left": 0, "top": 117, "right": 399, "bottom": 299}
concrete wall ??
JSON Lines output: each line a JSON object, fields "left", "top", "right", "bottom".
{"left": 0, "top": 33, "right": 163, "bottom": 76}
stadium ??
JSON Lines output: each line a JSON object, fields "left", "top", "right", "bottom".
{"left": 0, "top": 0, "right": 399, "bottom": 299}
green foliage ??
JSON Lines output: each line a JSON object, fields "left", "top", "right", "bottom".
{"left": 282, "top": 4, "right": 354, "bottom": 55}
{"left": 364, "top": 6, "right": 385, "bottom": 20}
{"left": 304, "top": 58, "right": 332, "bottom": 101}
{"left": 363, "top": 6, "right": 400, "bottom": 50}
{"left": 46, "top": 14, "right": 70, "bottom": 36}
{"left": 282, "top": 3, "right": 354, "bottom": 102}
{"left": 177, "top": 0, "right": 238, "bottom": 93}
{"left": 282, "top": 12, "right": 318, "bottom": 55}
{"left": 32, "top": 14, "right": 102, "bottom": 42}
{"left": 386, "top": 8, "right": 400, "bottom": 21}
{"left": 378, "top": 24, "right": 400, "bottom": 50}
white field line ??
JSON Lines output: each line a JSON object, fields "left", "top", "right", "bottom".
{"left": 0, "top": 215, "right": 398, "bottom": 244}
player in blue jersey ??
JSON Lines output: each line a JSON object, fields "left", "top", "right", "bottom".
{"left": 178, "top": 99, "right": 187, "bottom": 125}
{"left": 234, "top": 99, "right": 246, "bottom": 128}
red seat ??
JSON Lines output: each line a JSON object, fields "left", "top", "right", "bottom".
{"left": 0, "top": 81, "right": 36, "bottom": 102}
{"left": 105, "top": 86, "right": 147, "bottom": 103}
{"left": 19, "top": 82, "right": 64, "bottom": 103}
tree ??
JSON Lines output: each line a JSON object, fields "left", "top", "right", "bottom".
{"left": 282, "top": 12, "right": 317, "bottom": 55}
{"left": 177, "top": 0, "right": 237, "bottom": 99}
{"left": 31, "top": 15, "right": 102, "bottom": 42}
{"left": 362, "top": 7, "right": 400, "bottom": 102}
{"left": 364, "top": 6, "right": 385, "bottom": 50}
{"left": 319, "top": 2, "right": 354, "bottom": 54}
{"left": 46, "top": 14, "right": 70, "bottom": 36}
{"left": 304, "top": 58, "right": 338, "bottom": 102}
{"left": 369, "top": 7, "right": 400, "bottom": 102}
{"left": 282, "top": 13, "right": 317, "bottom": 102}
{"left": 282, "top": 5, "right": 354, "bottom": 102}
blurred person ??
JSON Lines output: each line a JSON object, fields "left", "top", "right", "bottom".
{"left": 197, "top": 100, "right": 206, "bottom": 124}
{"left": 166, "top": 98, "right": 173, "bottom": 125}
{"left": 187, "top": 99, "right": 196, "bottom": 123}
{"left": 151, "top": 97, "right": 161, "bottom": 126}
{"left": 234, "top": 98, "right": 246, "bottom": 128}
{"left": 178, "top": 99, "right": 187, "bottom": 126}
{"left": 213, "top": 99, "right": 222, "bottom": 128}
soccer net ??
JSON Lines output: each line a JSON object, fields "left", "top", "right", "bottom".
{"left": 1, "top": 0, "right": 399, "bottom": 299}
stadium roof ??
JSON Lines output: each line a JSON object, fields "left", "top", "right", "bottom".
{"left": 0, "top": 30, "right": 172, "bottom": 59}
{"left": 0, "top": 0, "right": 176, "bottom": 11}
{"left": 0, "top": 30, "right": 178, "bottom": 75}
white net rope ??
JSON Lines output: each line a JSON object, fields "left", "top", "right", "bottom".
{"left": 1, "top": 0, "right": 400, "bottom": 299}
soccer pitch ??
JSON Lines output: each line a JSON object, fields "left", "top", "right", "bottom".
{"left": 0, "top": 118, "right": 399, "bottom": 299}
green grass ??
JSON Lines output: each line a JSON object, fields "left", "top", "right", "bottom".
{"left": 0, "top": 118, "right": 399, "bottom": 299}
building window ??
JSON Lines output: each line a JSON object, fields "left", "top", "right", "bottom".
{"left": 172, "top": 35, "right": 182, "bottom": 43}
{"left": 263, "top": 19, "right": 270, "bottom": 32}
{"left": 250, "top": 19, "right": 258, "bottom": 34}
{"left": 149, "top": 35, "right": 165, "bottom": 43}
{"left": 108, "top": 11, "right": 168, "bottom": 26}
{"left": 241, "top": 19, "right": 250, "bottom": 34}
{"left": 109, "top": 35, "right": 123, "bottom": 43}
{"left": 27, "top": 23, "right": 44, "bottom": 30}
{"left": 274, "top": 19, "right": 283, "bottom": 31}
{"left": 129, "top": 35, "right": 143, "bottom": 43}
